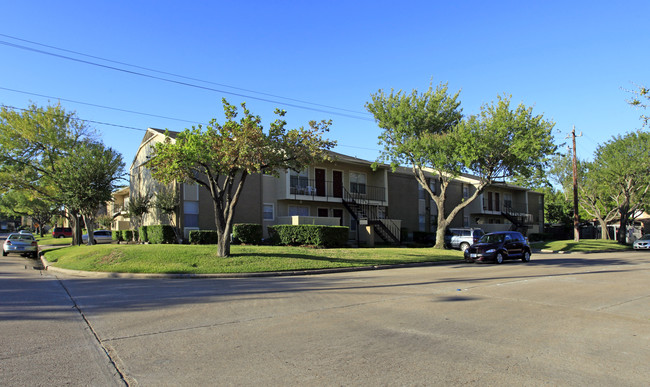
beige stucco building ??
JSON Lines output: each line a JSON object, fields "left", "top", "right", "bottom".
{"left": 125, "top": 128, "right": 544, "bottom": 244}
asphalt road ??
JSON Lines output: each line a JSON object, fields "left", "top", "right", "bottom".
{"left": 1, "top": 250, "right": 649, "bottom": 386}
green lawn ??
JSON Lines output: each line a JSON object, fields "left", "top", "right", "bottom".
{"left": 43, "top": 244, "right": 464, "bottom": 274}
{"left": 532, "top": 239, "right": 631, "bottom": 252}
{"left": 36, "top": 235, "right": 72, "bottom": 246}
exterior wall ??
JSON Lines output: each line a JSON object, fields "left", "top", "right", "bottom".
{"left": 527, "top": 191, "right": 544, "bottom": 234}
{"left": 387, "top": 172, "right": 421, "bottom": 236}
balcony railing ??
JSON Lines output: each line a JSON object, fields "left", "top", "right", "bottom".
{"left": 289, "top": 176, "right": 386, "bottom": 203}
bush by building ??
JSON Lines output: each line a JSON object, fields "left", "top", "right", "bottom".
{"left": 232, "top": 223, "right": 262, "bottom": 245}
{"left": 268, "top": 225, "right": 348, "bottom": 248}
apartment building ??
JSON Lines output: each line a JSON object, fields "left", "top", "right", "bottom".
{"left": 126, "top": 128, "right": 544, "bottom": 244}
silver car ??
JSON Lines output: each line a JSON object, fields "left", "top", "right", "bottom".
{"left": 82, "top": 230, "right": 113, "bottom": 244}
{"left": 633, "top": 234, "right": 650, "bottom": 249}
{"left": 3, "top": 233, "right": 39, "bottom": 258}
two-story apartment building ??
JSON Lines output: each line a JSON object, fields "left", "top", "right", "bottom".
{"left": 128, "top": 128, "right": 543, "bottom": 244}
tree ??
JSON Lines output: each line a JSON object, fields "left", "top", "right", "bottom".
{"left": 0, "top": 103, "right": 97, "bottom": 245}
{"left": 153, "top": 185, "right": 180, "bottom": 241}
{"left": 0, "top": 189, "right": 62, "bottom": 237}
{"left": 626, "top": 84, "right": 649, "bottom": 126}
{"left": 57, "top": 142, "right": 125, "bottom": 245}
{"left": 127, "top": 192, "right": 152, "bottom": 238}
{"left": 148, "top": 98, "right": 336, "bottom": 257}
{"left": 592, "top": 131, "right": 650, "bottom": 243}
{"left": 367, "top": 85, "right": 556, "bottom": 248}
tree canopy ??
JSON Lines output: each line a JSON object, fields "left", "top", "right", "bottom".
{"left": 366, "top": 84, "right": 556, "bottom": 248}
{"left": 148, "top": 98, "right": 336, "bottom": 257}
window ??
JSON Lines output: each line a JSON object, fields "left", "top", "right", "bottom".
{"left": 419, "top": 215, "right": 425, "bottom": 231}
{"left": 184, "top": 201, "right": 199, "bottom": 228}
{"left": 184, "top": 183, "right": 198, "bottom": 201}
{"left": 263, "top": 204, "right": 274, "bottom": 221}
{"left": 290, "top": 170, "right": 309, "bottom": 193}
{"left": 504, "top": 193, "right": 513, "bottom": 210}
{"left": 350, "top": 172, "right": 367, "bottom": 194}
{"left": 463, "top": 185, "right": 469, "bottom": 199}
{"left": 288, "top": 206, "right": 309, "bottom": 217}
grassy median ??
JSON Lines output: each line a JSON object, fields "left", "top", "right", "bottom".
{"left": 43, "top": 244, "right": 465, "bottom": 274}
{"left": 531, "top": 239, "right": 630, "bottom": 252}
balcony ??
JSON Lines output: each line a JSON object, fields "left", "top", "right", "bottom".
{"left": 289, "top": 176, "right": 386, "bottom": 204}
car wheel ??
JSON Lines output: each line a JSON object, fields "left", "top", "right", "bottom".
{"left": 460, "top": 242, "right": 470, "bottom": 252}
{"left": 2, "top": 250, "right": 7, "bottom": 256}
{"left": 58, "top": 235, "right": 64, "bottom": 238}
{"left": 495, "top": 252, "right": 504, "bottom": 264}
{"left": 522, "top": 251, "right": 531, "bottom": 262}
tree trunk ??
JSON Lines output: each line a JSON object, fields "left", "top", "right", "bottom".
{"left": 617, "top": 214, "right": 628, "bottom": 244}
{"left": 217, "top": 233, "right": 230, "bottom": 257}
{"left": 597, "top": 219, "right": 610, "bottom": 240}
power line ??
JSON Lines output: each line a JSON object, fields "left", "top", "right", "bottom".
{"left": 0, "top": 86, "right": 205, "bottom": 126}
{"left": 0, "top": 37, "right": 374, "bottom": 121}
{"left": 0, "top": 33, "right": 370, "bottom": 116}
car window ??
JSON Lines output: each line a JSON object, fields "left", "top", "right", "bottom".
{"left": 480, "top": 234, "right": 504, "bottom": 243}
{"left": 462, "top": 230, "right": 470, "bottom": 236}
{"left": 505, "top": 234, "right": 512, "bottom": 241}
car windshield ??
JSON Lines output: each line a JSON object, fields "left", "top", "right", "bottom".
{"left": 9, "top": 234, "right": 34, "bottom": 241}
{"left": 479, "top": 234, "right": 505, "bottom": 243}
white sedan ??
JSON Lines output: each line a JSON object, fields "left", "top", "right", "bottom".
{"left": 633, "top": 234, "right": 650, "bottom": 249}
{"left": 3, "top": 233, "right": 38, "bottom": 258}
{"left": 82, "top": 230, "right": 113, "bottom": 244}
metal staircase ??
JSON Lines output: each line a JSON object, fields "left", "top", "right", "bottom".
{"left": 342, "top": 188, "right": 400, "bottom": 245}
{"left": 501, "top": 205, "right": 533, "bottom": 235}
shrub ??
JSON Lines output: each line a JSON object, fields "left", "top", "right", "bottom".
{"left": 147, "top": 225, "right": 177, "bottom": 244}
{"left": 122, "top": 230, "right": 133, "bottom": 242}
{"left": 232, "top": 223, "right": 262, "bottom": 245}
{"left": 112, "top": 230, "right": 123, "bottom": 242}
{"left": 139, "top": 226, "right": 149, "bottom": 243}
{"left": 189, "top": 230, "right": 219, "bottom": 245}
{"left": 268, "top": 225, "right": 348, "bottom": 248}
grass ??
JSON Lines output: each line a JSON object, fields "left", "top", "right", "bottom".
{"left": 43, "top": 244, "right": 465, "bottom": 274}
{"left": 36, "top": 235, "right": 73, "bottom": 246}
{"left": 531, "top": 239, "right": 631, "bottom": 252}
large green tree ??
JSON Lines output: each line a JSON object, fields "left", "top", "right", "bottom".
{"left": 0, "top": 103, "right": 96, "bottom": 245}
{"left": 592, "top": 130, "right": 650, "bottom": 243}
{"left": 367, "top": 85, "right": 556, "bottom": 248}
{"left": 57, "top": 142, "right": 125, "bottom": 245}
{"left": 148, "top": 98, "right": 336, "bottom": 257}
{"left": 0, "top": 189, "right": 62, "bottom": 237}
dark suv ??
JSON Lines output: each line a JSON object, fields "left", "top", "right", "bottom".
{"left": 464, "top": 231, "right": 531, "bottom": 264}
{"left": 52, "top": 227, "right": 73, "bottom": 238}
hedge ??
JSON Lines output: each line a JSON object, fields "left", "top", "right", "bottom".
{"left": 112, "top": 230, "right": 123, "bottom": 242}
{"left": 267, "top": 225, "right": 348, "bottom": 248}
{"left": 232, "top": 223, "right": 262, "bottom": 245}
{"left": 189, "top": 230, "right": 219, "bottom": 245}
{"left": 139, "top": 226, "right": 149, "bottom": 243}
{"left": 147, "top": 225, "right": 177, "bottom": 244}
{"left": 122, "top": 229, "right": 133, "bottom": 242}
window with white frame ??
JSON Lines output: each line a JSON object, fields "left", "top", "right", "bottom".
{"left": 288, "top": 205, "right": 309, "bottom": 217}
{"left": 263, "top": 203, "right": 274, "bottom": 221}
{"left": 183, "top": 184, "right": 199, "bottom": 228}
{"left": 350, "top": 172, "right": 367, "bottom": 194}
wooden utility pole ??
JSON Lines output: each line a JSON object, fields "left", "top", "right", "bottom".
{"left": 569, "top": 126, "right": 582, "bottom": 242}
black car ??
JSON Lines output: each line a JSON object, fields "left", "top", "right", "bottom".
{"left": 464, "top": 231, "right": 531, "bottom": 264}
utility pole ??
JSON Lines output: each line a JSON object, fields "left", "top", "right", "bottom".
{"left": 568, "top": 126, "right": 582, "bottom": 242}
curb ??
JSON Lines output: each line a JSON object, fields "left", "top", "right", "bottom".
{"left": 40, "top": 256, "right": 466, "bottom": 279}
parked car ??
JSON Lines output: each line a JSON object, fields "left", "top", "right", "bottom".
{"left": 82, "top": 230, "right": 113, "bottom": 244}
{"left": 633, "top": 234, "right": 650, "bottom": 249}
{"left": 19, "top": 229, "right": 33, "bottom": 235}
{"left": 464, "top": 231, "right": 532, "bottom": 264}
{"left": 52, "top": 227, "right": 73, "bottom": 238}
{"left": 3, "top": 233, "right": 38, "bottom": 258}
{"left": 445, "top": 228, "right": 485, "bottom": 252}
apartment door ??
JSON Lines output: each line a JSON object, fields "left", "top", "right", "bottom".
{"left": 315, "top": 168, "right": 326, "bottom": 196}
{"left": 318, "top": 208, "right": 329, "bottom": 217}
{"left": 333, "top": 170, "right": 343, "bottom": 198}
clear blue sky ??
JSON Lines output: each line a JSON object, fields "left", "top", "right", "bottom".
{"left": 1, "top": 1, "right": 648, "bottom": 174}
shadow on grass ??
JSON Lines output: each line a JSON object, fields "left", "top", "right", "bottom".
{"left": 228, "top": 251, "right": 462, "bottom": 267}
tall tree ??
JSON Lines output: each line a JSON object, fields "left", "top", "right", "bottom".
{"left": 0, "top": 189, "right": 62, "bottom": 237}
{"left": 626, "top": 84, "right": 649, "bottom": 126}
{"left": 592, "top": 130, "right": 650, "bottom": 243}
{"left": 367, "top": 86, "right": 556, "bottom": 248}
{"left": 153, "top": 185, "right": 180, "bottom": 241}
{"left": 0, "top": 103, "right": 96, "bottom": 245}
{"left": 148, "top": 98, "right": 336, "bottom": 257}
{"left": 57, "top": 142, "right": 125, "bottom": 245}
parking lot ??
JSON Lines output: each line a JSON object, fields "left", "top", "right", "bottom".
{"left": 1, "top": 250, "right": 649, "bottom": 386}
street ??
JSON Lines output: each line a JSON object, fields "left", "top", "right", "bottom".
{"left": 1, "top": 250, "right": 649, "bottom": 386}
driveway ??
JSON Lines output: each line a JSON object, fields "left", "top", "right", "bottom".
{"left": 2, "top": 251, "right": 649, "bottom": 386}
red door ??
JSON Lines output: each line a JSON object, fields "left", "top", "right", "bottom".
{"left": 315, "top": 168, "right": 326, "bottom": 196}
{"left": 333, "top": 170, "right": 343, "bottom": 198}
